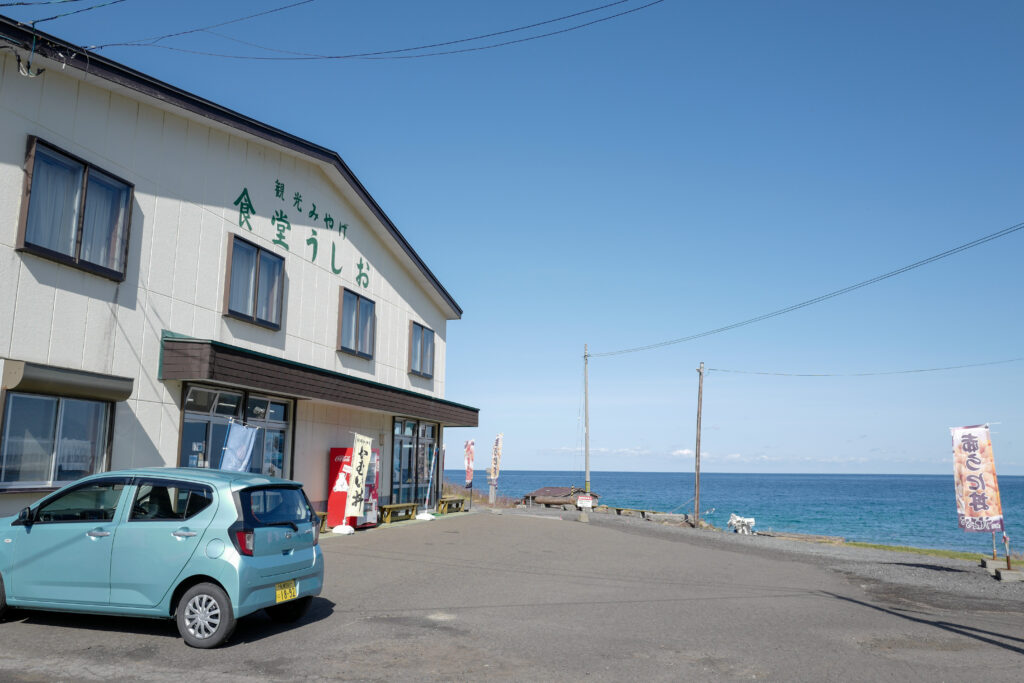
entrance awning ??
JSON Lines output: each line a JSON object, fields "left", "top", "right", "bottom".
{"left": 160, "top": 336, "right": 478, "bottom": 428}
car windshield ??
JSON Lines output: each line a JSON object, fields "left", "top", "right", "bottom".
{"left": 241, "top": 487, "right": 311, "bottom": 526}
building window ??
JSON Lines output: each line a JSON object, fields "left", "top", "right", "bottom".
{"left": 409, "top": 322, "right": 435, "bottom": 379}
{"left": 339, "top": 288, "right": 375, "bottom": 359}
{"left": 18, "top": 138, "right": 133, "bottom": 280}
{"left": 225, "top": 234, "right": 284, "bottom": 329}
{"left": 179, "top": 386, "right": 291, "bottom": 478}
{"left": 0, "top": 392, "right": 111, "bottom": 489}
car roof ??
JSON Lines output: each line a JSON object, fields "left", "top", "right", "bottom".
{"left": 92, "top": 467, "right": 300, "bottom": 490}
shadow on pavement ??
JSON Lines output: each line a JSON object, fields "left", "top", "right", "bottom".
{"left": 6, "top": 596, "right": 335, "bottom": 647}
{"left": 825, "top": 592, "right": 1024, "bottom": 655}
{"left": 882, "top": 562, "right": 971, "bottom": 574}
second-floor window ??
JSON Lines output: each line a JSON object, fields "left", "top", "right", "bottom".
{"left": 225, "top": 234, "right": 284, "bottom": 329}
{"left": 19, "top": 138, "right": 133, "bottom": 280}
{"left": 339, "top": 288, "right": 375, "bottom": 359}
{"left": 409, "top": 322, "right": 435, "bottom": 379}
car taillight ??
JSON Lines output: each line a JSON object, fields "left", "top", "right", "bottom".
{"left": 234, "top": 529, "right": 254, "bottom": 556}
{"left": 312, "top": 520, "right": 319, "bottom": 546}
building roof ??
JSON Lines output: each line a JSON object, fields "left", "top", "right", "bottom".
{"left": 0, "top": 14, "right": 463, "bottom": 319}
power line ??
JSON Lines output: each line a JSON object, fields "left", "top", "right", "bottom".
{"left": 93, "top": 0, "right": 666, "bottom": 60}
{"left": 29, "top": 0, "right": 125, "bottom": 24}
{"left": 92, "top": 0, "right": 316, "bottom": 48}
{"left": 708, "top": 357, "right": 1024, "bottom": 378}
{"left": 198, "top": 0, "right": 635, "bottom": 60}
{"left": 590, "top": 220, "right": 1024, "bottom": 358}
{"left": 0, "top": 1, "right": 85, "bottom": 7}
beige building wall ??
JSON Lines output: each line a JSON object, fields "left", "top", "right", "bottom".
{"left": 0, "top": 52, "right": 456, "bottom": 514}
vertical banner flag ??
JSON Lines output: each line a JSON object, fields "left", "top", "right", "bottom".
{"left": 464, "top": 440, "right": 475, "bottom": 487}
{"left": 490, "top": 433, "right": 503, "bottom": 481}
{"left": 219, "top": 421, "right": 259, "bottom": 472}
{"left": 345, "top": 433, "right": 373, "bottom": 520}
{"left": 951, "top": 424, "right": 1004, "bottom": 532}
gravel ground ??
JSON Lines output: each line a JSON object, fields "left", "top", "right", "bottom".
{"left": 503, "top": 505, "right": 1024, "bottom": 612}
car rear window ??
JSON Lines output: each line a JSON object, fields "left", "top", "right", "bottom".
{"left": 240, "top": 486, "right": 312, "bottom": 526}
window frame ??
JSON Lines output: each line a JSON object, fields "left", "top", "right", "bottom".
{"left": 16, "top": 136, "right": 134, "bottom": 282}
{"left": 338, "top": 287, "right": 376, "bottom": 359}
{"left": 0, "top": 390, "right": 114, "bottom": 492}
{"left": 223, "top": 233, "right": 286, "bottom": 330}
{"left": 409, "top": 322, "right": 435, "bottom": 379}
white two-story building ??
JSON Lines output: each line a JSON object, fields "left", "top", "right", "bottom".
{"left": 0, "top": 16, "right": 478, "bottom": 516}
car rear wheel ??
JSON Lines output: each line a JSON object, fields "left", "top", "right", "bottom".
{"left": 265, "top": 595, "right": 312, "bottom": 623}
{"left": 176, "top": 582, "right": 236, "bottom": 648}
{"left": 0, "top": 572, "right": 8, "bottom": 621}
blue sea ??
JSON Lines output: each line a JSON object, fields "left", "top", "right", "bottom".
{"left": 443, "top": 470, "right": 1024, "bottom": 554}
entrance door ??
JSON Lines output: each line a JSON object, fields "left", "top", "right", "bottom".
{"left": 391, "top": 420, "right": 416, "bottom": 503}
{"left": 390, "top": 419, "right": 439, "bottom": 506}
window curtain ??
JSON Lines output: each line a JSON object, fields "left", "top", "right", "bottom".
{"left": 81, "top": 171, "right": 128, "bottom": 271}
{"left": 358, "top": 298, "right": 374, "bottom": 355}
{"left": 341, "top": 290, "right": 358, "bottom": 350}
{"left": 423, "top": 329, "right": 435, "bottom": 376}
{"left": 256, "top": 251, "right": 282, "bottom": 324}
{"left": 25, "top": 149, "right": 83, "bottom": 258}
{"left": 229, "top": 240, "right": 257, "bottom": 317}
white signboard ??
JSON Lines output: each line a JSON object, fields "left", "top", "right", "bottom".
{"left": 577, "top": 494, "right": 593, "bottom": 509}
{"left": 344, "top": 433, "right": 373, "bottom": 519}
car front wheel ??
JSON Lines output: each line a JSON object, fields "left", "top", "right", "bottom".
{"left": 265, "top": 595, "right": 312, "bottom": 623}
{"left": 176, "top": 582, "right": 236, "bottom": 648}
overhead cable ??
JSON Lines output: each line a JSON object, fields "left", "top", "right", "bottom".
{"left": 92, "top": 0, "right": 316, "bottom": 48}
{"left": 708, "top": 357, "right": 1024, "bottom": 378}
{"left": 198, "top": 0, "right": 635, "bottom": 60}
{"left": 0, "top": 1, "right": 85, "bottom": 7}
{"left": 93, "top": 0, "right": 666, "bottom": 60}
{"left": 590, "top": 220, "right": 1024, "bottom": 358}
{"left": 29, "top": 0, "right": 124, "bottom": 24}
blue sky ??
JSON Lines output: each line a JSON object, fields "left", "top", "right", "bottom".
{"left": 8, "top": 1, "right": 1022, "bottom": 474}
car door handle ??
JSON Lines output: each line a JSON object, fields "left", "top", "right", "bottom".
{"left": 172, "top": 530, "right": 197, "bottom": 538}
{"left": 86, "top": 529, "right": 111, "bottom": 538}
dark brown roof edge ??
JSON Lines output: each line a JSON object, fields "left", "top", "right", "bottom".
{"left": 0, "top": 14, "right": 462, "bottom": 319}
{"left": 160, "top": 335, "right": 479, "bottom": 427}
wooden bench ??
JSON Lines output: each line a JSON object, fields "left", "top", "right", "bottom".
{"left": 437, "top": 496, "right": 466, "bottom": 514}
{"left": 315, "top": 511, "right": 328, "bottom": 532}
{"left": 380, "top": 502, "right": 418, "bottom": 524}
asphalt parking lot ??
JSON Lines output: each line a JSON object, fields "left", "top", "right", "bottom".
{"left": 1, "top": 509, "right": 1022, "bottom": 681}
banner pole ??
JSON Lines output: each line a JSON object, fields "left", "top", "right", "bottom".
{"left": 992, "top": 531, "right": 997, "bottom": 560}
{"left": 1005, "top": 534, "right": 1012, "bottom": 571}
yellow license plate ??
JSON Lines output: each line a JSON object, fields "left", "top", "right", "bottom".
{"left": 275, "top": 580, "right": 297, "bottom": 603}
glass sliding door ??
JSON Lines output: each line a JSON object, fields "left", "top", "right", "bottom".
{"left": 390, "top": 418, "right": 439, "bottom": 507}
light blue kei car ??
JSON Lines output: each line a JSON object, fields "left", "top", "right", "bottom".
{"left": 0, "top": 468, "right": 323, "bottom": 648}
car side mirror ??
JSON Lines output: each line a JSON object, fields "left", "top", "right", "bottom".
{"left": 14, "top": 506, "right": 34, "bottom": 526}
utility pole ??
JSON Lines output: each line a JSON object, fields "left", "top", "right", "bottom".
{"left": 580, "top": 344, "right": 591, "bottom": 523}
{"left": 694, "top": 361, "right": 704, "bottom": 528}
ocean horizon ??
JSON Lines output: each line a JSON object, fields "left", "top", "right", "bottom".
{"left": 443, "top": 469, "right": 1023, "bottom": 554}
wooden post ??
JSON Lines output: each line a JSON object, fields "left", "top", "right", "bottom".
{"left": 694, "top": 362, "right": 704, "bottom": 528}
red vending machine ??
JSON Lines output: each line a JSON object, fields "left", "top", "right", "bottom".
{"left": 327, "top": 447, "right": 380, "bottom": 529}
